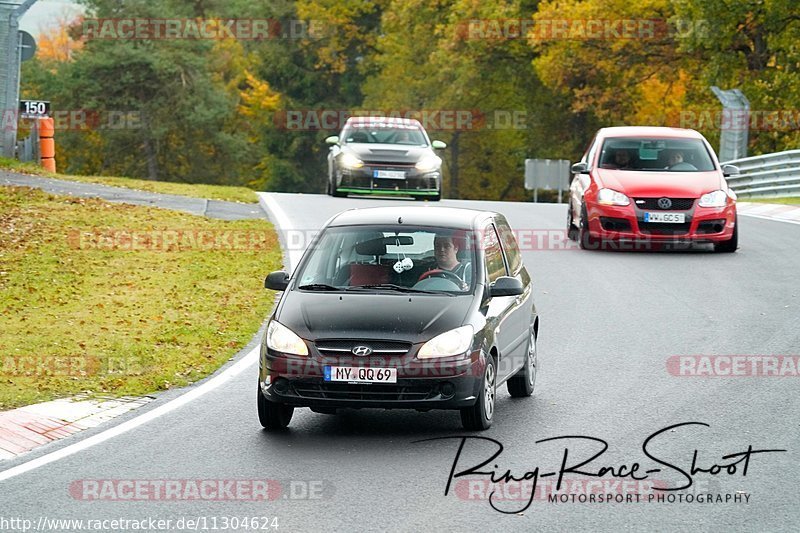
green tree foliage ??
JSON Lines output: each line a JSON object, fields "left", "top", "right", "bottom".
{"left": 532, "top": 0, "right": 800, "bottom": 156}
{"left": 673, "top": 0, "right": 800, "bottom": 153}
{"left": 18, "top": 0, "right": 800, "bottom": 195}
{"left": 23, "top": 0, "right": 271, "bottom": 183}
{"left": 362, "top": 0, "right": 584, "bottom": 200}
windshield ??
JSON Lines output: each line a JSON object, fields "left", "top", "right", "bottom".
{"left": 342, "top": 124, "right": 427, "bottom": 146}
{"left": 295, "top": 226, "right": 476, "bottom": 294}
{"left": 598, "top": 137, "right": 716, "bottom": 172}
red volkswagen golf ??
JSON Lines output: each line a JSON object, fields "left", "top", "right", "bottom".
{"left": 567, "top": 127, "right": 739, "bottom": 252}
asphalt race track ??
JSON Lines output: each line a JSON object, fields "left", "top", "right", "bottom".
{"left": 1, "top": 193, "right": 798, "bottom": 532}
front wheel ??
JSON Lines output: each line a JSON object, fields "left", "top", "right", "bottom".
{"left": 507, "top": 329, "right": 536, "bottom": 397}
{"left": 567, "top": 204, "right": 579, "bottom": 241}
{"left": 579, "top": 203, "right": 600, "bottom": 250}
{"left": 714, "top": 215, "right": 738, "bottom": 253}
{"left": 257, "top": 385, "right": 294, "bottom": 430}
{"left": 329, "top": 174, "right": 346, "bottom": 198}
{"left": 331, "top": 185, "right": 346, "bottom": 198}
{"left": 461, "top": 357, "right": 496, "bottom": 431}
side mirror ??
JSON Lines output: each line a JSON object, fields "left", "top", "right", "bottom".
{"left": 721, "top": 164, "right": 740, "bottom": 177}
{"left": 325, "top": 135, "right": 339, "bottom": 145}
{"left": 571, "top": 162, "right": 589, "bottom": 174}
{"left": 265, "top": 271, "right": 290, "bottom": 291}
{"left": 488, "top": 276, "right": 524, "bottom": 298}
{"left": 431, "top": 140, "right": 447, "bottom": 149}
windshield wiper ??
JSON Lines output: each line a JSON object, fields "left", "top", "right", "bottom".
{"left": 298, "top": 283, "right": 343, "bottom": 291}
{"left": 346, "top": 284, "right": 445, "bottom": 295}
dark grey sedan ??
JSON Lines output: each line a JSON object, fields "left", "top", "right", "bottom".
{"left": 259, "top": 206, "right": 539, "bottom": 431}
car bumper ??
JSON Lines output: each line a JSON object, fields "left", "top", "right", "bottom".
{"left": 259, "top": 349, "right": 483, "bottom": 410}
{"left": 337, "top": 167, "right": 440, "bottom": 196}
{"left": 586, "top": 202, "right": 736, "bottom": 244}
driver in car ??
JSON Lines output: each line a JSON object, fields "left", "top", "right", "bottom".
{"left": 419, "top": 232, "right": 472, "bottom": 290}
{"left": 665, "top": 150, "right": 697, "bottom": 171}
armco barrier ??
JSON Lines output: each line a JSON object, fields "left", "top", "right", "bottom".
{"left": 724, "top": 149, "right": 800, "bottom": 199}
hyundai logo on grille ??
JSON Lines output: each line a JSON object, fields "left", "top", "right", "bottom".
{"left": 352, "top": 345, "right": 373, "bottom": 356}
{"left": 657, "top": 197, "right": 673, "bottom": 209}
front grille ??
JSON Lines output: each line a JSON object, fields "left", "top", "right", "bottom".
{"left": 292, "top": 382, "right": 434, "bottom": 401}
{"left": 634, "top": 198, "right": 695, "bottom": 210}
{"left": 343, "top": 175, "right": 437, "bottom": 191}
{"left": 315, "top": 339, "right": 411, "bottom": 357}
{"left": 638, "top": 222, "right": 691, "bottom": 235}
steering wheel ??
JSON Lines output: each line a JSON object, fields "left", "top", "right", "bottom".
{"left": 418, "top": 269, "right": 463, "bottom": 285}
{"left": 668, "top": 161, "right": 698, "bottom": 171}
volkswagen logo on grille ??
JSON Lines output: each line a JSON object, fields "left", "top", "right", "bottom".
{"left": 657, "top": 197, "right": 673, "bottom": 209}
{"left": 352, "top": 345, "right": 373, "bottom": 356}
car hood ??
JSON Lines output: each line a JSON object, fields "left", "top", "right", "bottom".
{"left": 595, "top": 169, "right": 725, "bottom": 197}
{"left": 276, "top": 292, "right": 472, "bottom": 342}
{"left": 344, "top": 143, "right": 433, "bottom": 164}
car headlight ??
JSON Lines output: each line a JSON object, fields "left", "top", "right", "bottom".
{"left": 418, "top": 325, "right": 474, "bottom": 359}
{"left": 597, "top": 188, "right": 631, "bottom": 206}
{"left": 266, "top": 320, "right": 308, "bottom": 356}
{"left": 698, "top": 190, "right": 728, "bottom": 208}
{"left": 340, "top": 153, "right": 364, "bottom": 169}
{"left": 415, "top": 155, "right": 442, "bottom": 173}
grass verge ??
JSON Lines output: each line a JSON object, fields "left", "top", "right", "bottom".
{"left": 0, "top": 157, "right": 258, "bottom": 204}
{"left": 0, "top": 186, "right": 281, "bottom": 409}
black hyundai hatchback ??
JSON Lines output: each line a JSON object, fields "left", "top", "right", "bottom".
{"left": 259, "top": 206, "right": 538, "bottom": 431}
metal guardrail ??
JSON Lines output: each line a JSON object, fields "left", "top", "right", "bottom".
{"left": 723, "top": 150, "right": 800, "bottom": 199}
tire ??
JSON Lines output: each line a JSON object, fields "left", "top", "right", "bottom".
{"left": 579, "top": 203, "right": 600, "bottom": 250}
{"left": 257, "top": 384, "right": 294, "bottom": 430}
{"left": 507, "top": 329, "right": 536, "bottom": 397}
{"left": 567, "top": 204, "right": 579, "bottom": 241}
{"left": 714, "top": 215, "right": 738, "bottom": 253}
{"left": 329, "top": 173, "right": 346, "bottom": 198}
{"left": 461, "top": 356, "right": 496, "bottom": 431}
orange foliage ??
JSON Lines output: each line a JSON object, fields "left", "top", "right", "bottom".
{"left": 37, "top": 15, "right": 83, "bottom": 62}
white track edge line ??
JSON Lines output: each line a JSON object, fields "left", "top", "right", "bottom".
{"left": 0, "top": 347, "right": 258, "bottom": 482}
{"left": 739, "top": 212, "right": 800, "bottom": 225}
{"left": 0, "top": 193, "right": 296, "bottom": 482}
{"left": 258, "top": 192, "right": 303, "bottom": 268}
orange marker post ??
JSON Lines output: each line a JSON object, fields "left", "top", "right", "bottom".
{"left": 39, "top": 117, "right": 56, "bottom": 172}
